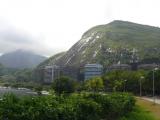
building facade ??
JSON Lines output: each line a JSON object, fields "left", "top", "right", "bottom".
{"left": 44, "top": 65, "right": 60, "bottom": 83}
{"left": 60, "top": 66, "right": 80, "bottom": 80}
{"left": 84, "top": 64, "right": 103, "bottom": 80}
{"left": 108, "top": 64, "right": 131, "bottom": 71}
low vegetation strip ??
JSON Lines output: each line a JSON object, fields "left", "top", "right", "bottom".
{"left": 0, "top": 92, "right": 135, "bottom": 120}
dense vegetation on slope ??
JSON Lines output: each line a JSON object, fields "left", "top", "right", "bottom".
{"left": 39, "top": 20, "right": 160, "bottom": 68}
{"left": 0, "top": 64, "right": 38, "bottom": 88}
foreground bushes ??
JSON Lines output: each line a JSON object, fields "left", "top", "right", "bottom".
{"left": 0, "top": 92, "right": 135, "bottom": 120}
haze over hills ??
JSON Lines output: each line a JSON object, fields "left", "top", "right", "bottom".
{"left": 38, "top": 20, "right": 160, "bottom": 68}
{"left": 0, "top": 50, "right": 47, "bottom": 69}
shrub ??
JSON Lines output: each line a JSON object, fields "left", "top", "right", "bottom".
{"left": 83, "top": 93, "right": 135, "bottom": 120}
{"left": 75, "top": 99, "right": 101, "bottom": 120}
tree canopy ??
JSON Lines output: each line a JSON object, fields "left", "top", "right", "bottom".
{"left": 52, "top": 76, "right": 76, "bottom": 94}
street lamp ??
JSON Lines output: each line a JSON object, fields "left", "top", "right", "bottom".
{"left": 140, "top": 76, "right": 144, "bottom": 97}
{"left": 153, "top": 67, "right": 158, "bottom": 105}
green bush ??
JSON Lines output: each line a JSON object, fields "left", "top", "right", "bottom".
{"left": 75, "top": 99, "right": 101, "bottom": 120}
{"left": 83, "top": 93, "right": 135, "bottom": 120}
{"left": 0, "top": 92, "right": 135, "bottom": 120}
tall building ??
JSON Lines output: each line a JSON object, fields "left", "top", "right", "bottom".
{"left": 44, "top": 65, "right": 60, "bottom": 83}
{"left": 84, "top": 64, "right": 103, "bottom": 80}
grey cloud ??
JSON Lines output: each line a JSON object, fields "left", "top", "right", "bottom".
{"left": 0, "top": 22, "right": 59, "bottom": 57}
{"left": 0, "top": 30, "right": 33, "bottom": 44}
{"left": 0, "top": 28, "right": 47, "bottom": 56}
{"left": 0, "top": 30, "right": 59, "bottom": 57}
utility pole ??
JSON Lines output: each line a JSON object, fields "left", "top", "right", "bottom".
{"left": 153, "top": 67, "right": 158, "bottom": 105}
{"left": 140, "top": 78, "right": 142, "bottom": 97}
{"left": 153, "top": 69, "right": 155, "bottom": 104}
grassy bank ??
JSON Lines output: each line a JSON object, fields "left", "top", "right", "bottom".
{"left": 119, "top": 98, "right": 160, "bottom": 120}
{"left": 119, "top": 105, "right": 155, "bottom": 120}
{"left": 136, "top": 98, "right": 160, "bottom": 120}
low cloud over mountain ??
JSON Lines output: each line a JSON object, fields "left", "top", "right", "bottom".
{"left": 0, "top": 22, "right": 57, "bottom": 56}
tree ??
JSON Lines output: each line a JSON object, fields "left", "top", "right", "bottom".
{"left": 113, "top": 80, "right": 123, "bottom": 92}
{"left": 52, "top": 76, "right": 75, "bottom": 95}
{"left": 102, "top": 70, "right": 147, "bottom": 93}
{"left": 144, "top": 69, "right": 160, "bottom": 95}
{"left": 85, "top": 77, "right": 104, "bottom": 92}
{"left": 13, "top": 69, "right": 33, "bottom": 82}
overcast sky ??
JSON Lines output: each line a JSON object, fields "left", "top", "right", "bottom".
{"left": 0, "top": 0, "right": 160, "bottom": 56}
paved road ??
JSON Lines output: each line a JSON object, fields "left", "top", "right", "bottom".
{"left": 0, "top": 87, "right": 37, "bottom": 96}
{"left": 140, "top": 96, "right": 160, "bottom": 104}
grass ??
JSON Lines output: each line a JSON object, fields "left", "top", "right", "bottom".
{"left": 119, "top": 97, "right": 160, "bottom": 120}
{"left": 119, "top": 105, "right": 155, "bottom": 120}
{"left": 136, "top": 98, "right": 160, "bottom": 120}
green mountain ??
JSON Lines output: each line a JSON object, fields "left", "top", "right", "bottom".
{"left": 39, "top": 20, "right": 160, "bottom": 68}
{"left": 0, "top": 50, "right": 47, "bottom": 69}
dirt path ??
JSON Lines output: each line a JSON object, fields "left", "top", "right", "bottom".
{"left": 136, "top": 98, "right": 160, "bottom": 120}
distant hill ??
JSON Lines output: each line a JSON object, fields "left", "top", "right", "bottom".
{"left": 0, "top": 50, "right": 47, "bottom": 69}
{"left": 38, "top": 20, "right": 160, "bottom": 68}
